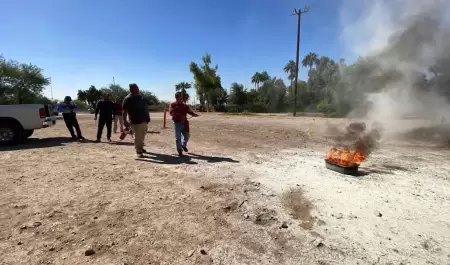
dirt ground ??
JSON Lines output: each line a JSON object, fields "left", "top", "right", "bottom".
{"left": 1, "top": 112, "right": 450, "bottom": 265}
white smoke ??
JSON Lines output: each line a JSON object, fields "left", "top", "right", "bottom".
{"left": 339, "top": 0, "right": 450, "bottom": 138}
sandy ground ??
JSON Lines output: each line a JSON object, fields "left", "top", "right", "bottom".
{"left": 1, "top": 112, "right": 450, "bottom": 265}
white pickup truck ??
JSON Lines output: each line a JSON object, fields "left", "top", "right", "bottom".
{"left": 0, "top": 104, "right": 57, "bottom": 145}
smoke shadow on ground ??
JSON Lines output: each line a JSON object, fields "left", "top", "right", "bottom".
{"left": 400, "top": 125, "right": 450, "bottom": 145}
{"left": 356, "top": 167, "right": 396, "bottom": 176}
{"left": 357, "top": 163, "right": 411, "bottom": 176}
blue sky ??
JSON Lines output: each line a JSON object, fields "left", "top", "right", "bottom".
{"left": 1, "top": 0, "right": 352, "bottom": 101}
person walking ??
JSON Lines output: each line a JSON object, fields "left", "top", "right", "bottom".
{"left": 57, "top": 96, "right": 84, "bottom": 140}
{"left": 122, "top": 84, "right": 150, "bottom": 158}
{"left": 113, "top": 98, "right": 124, "bottom": 133}
{"left": 169, "top": 92, "right": 199, "bottom": 156}
{"left": 182, "top": 93, "right": 191, "bottom": 145}
{"left": 94, "top": 93, "right": 115, "bottom": 142}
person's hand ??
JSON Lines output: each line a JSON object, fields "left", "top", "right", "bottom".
{"left": 124, "top": 120, "right": 130, "bottom": 128}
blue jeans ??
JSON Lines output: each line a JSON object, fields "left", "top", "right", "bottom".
{"left": 174, "top": 121, "right": 190, "bottom": 151}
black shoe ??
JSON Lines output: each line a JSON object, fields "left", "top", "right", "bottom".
{"left": 136, "top": 153, "right": 144, "bottom": 158}
{"left": 107, "top": 138, "right": 112, "bottom": 142}
{"left": 94, "top": 139, "right": 101, "bottom": 143}
{"left": 178, "top": 149, "right": 183, "bottom": 156}
{"left": 142, "top": 149, "right": 147, "bottom": 153}
{"left": 71, "top": 136, "right": 77, "bottom": 140}
{"left": 78, "top": 136, "right": 85, "bottom": 140}
{"left": 182, "top": 145, "right": 188, "bottom": 152}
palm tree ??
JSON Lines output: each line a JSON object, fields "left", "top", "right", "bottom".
{"left": 251, "top": 72, "right": 261, "bottom": 89}
{"left": 283, "top": 60, "right": 296, "bottom": 93}
{"left": 260, "top": 71, "right": 270, "bottom": 84}
{"left": 302, "top": 52, "right": 319, "bottom": 72}
{"left": 175, "top": 81, "right": 192, "bottom": 94}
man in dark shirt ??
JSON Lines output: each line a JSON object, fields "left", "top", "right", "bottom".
{"left": 169, "top": 92, "right": 199, "bottom": 156}
{"left": 94, "top": 93, "right": 115, "bottom": 142}
{"left": 122, "top": 83, "right": 150, "bottom": 158}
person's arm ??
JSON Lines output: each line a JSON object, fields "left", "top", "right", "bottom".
{"left": 111, "top": 102, "right": 115, "bottom": 119}
{"left": 122, "top": 98, "right": 129, "bottom": 127}
{"left": 186, "top": 106, "right": 198, "bottom": 117}
{"left": 95, "top": 101, "right": 100, "bottom": 118}
{"left": 144, "top": 102, "right": 150, "bottom": 123}
{"left": 169, "top": 102, "right": 176, "bottom": 116}
{"left": 57, "top": 103, "right": 64, "bottom": 113}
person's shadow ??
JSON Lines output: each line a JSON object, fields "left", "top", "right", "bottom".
{"left": 137, "top": 152, "right": 239, "bottom": 165}
{"left": 188, "top": 153, "right": 239, "bottom": 163}
{"left": 0, "top": 137, "right": 93, "bottom": 151}
{"left": 137, "top": 152, "right": 197, "bottom": 164}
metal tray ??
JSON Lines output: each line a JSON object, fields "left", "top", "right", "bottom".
{"left": 325, "top": 159, "right": 359, "bottom": 175}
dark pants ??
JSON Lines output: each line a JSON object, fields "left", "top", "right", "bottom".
{"left": 62, "top": 113, "right": 83, "bottom": 138}
{"left": 97, "top": 118, "right": 112, "bottom": 140}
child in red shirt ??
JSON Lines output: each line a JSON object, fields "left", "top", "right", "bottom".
{"left": 169, "top": 92, "right": 199, "bottom": 156}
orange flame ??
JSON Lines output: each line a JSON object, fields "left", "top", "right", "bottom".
{"left": 326, "top": 147, "right": 366, "bottom": 167}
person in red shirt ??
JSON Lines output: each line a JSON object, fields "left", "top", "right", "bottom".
{"left": 183, "top": 93, "right": 190, "bottom": 135}
{"left": 169, "top": 92, "right": 199, "bottom": 156}
{"left": 113, "top": 98, "right": 124, "bottom": 133}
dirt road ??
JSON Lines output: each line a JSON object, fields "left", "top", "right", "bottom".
{"left": 1, "top": 113, "right": 449, "bottom": 265}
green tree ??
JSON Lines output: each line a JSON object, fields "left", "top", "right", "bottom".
{"left": 257, "top": 77, "right": 287, "bottom": 112}
{"left": 251, "top": 72, "right": 261, "bottom": 89}
{"left": 283, "top": 60, "right": 296, "bottom": 93}
{"left": 101, "top": 84, "right": 128, "bottom": 101}
{"left": 260, "top": 71, "right": 270, "bottom": 84}
{"left": 189, "top": 53, "right": 223, "bottom": 111}
{"left": 0, "top": 55, "right": 50, "bottom": 104}
{"left": 77, "top": 85, "right": 102, "bottom": 108}
{"left": 71, "top": 99, "right": 89, "bottom": 110}
{"left": 302, "top": 52, "right": 318, "bottom": 72}
{"left": 228, "top": 82, "right": 247, "bottom": 106}
{"left": 175, "top": 81, "right": 192, "bottom": 99}
{"left": 140, "top": 91, "right": 160, "bottom": 106}
{"left": 175, "top": 81, "right": 192, "bottom": 93}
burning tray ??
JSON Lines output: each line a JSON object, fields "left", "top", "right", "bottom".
{"left": 325, "top": 159, "right": 359, "bottom": 175}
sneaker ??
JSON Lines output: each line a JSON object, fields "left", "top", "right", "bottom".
{"left": 142, "top": 149, "right": 147, "bottom": 153}
{"left": 178, "top": 149, "right": 183, "bottom": 157}
{"left": 136, "top": 153, "right": 144, "bottom": 158}
{"left": 94, "top": 139, "right": 101, "bottom": 143}
{"left": 182, "top": 145, "right": 188, "bottom": 152}
{"left": 78, "top": 136, "right": 85, "bottom": 140}
{"left": 107, "top": 138, "right": 112, "bottom": 142}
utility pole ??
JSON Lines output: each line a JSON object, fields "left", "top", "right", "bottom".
{"left": 48, "top": 77, "right": 53, "bottom": 99}
{"left": 291, "top": 5, "right": 309, "bottom": 117}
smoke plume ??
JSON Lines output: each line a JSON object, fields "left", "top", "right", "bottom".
{"left": 338, "top": 0, "right": 450, "bottom": 141}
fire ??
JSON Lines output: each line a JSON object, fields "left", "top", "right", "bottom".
{"left": 326, "top": 147, "right": 366, "bottom": 167}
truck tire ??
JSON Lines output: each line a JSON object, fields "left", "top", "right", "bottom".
{"left": 0, "top": 120, "right": 24, "bottom": 145}
{"left": 24, "top": 130, "right": 34, "bottom": 139}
